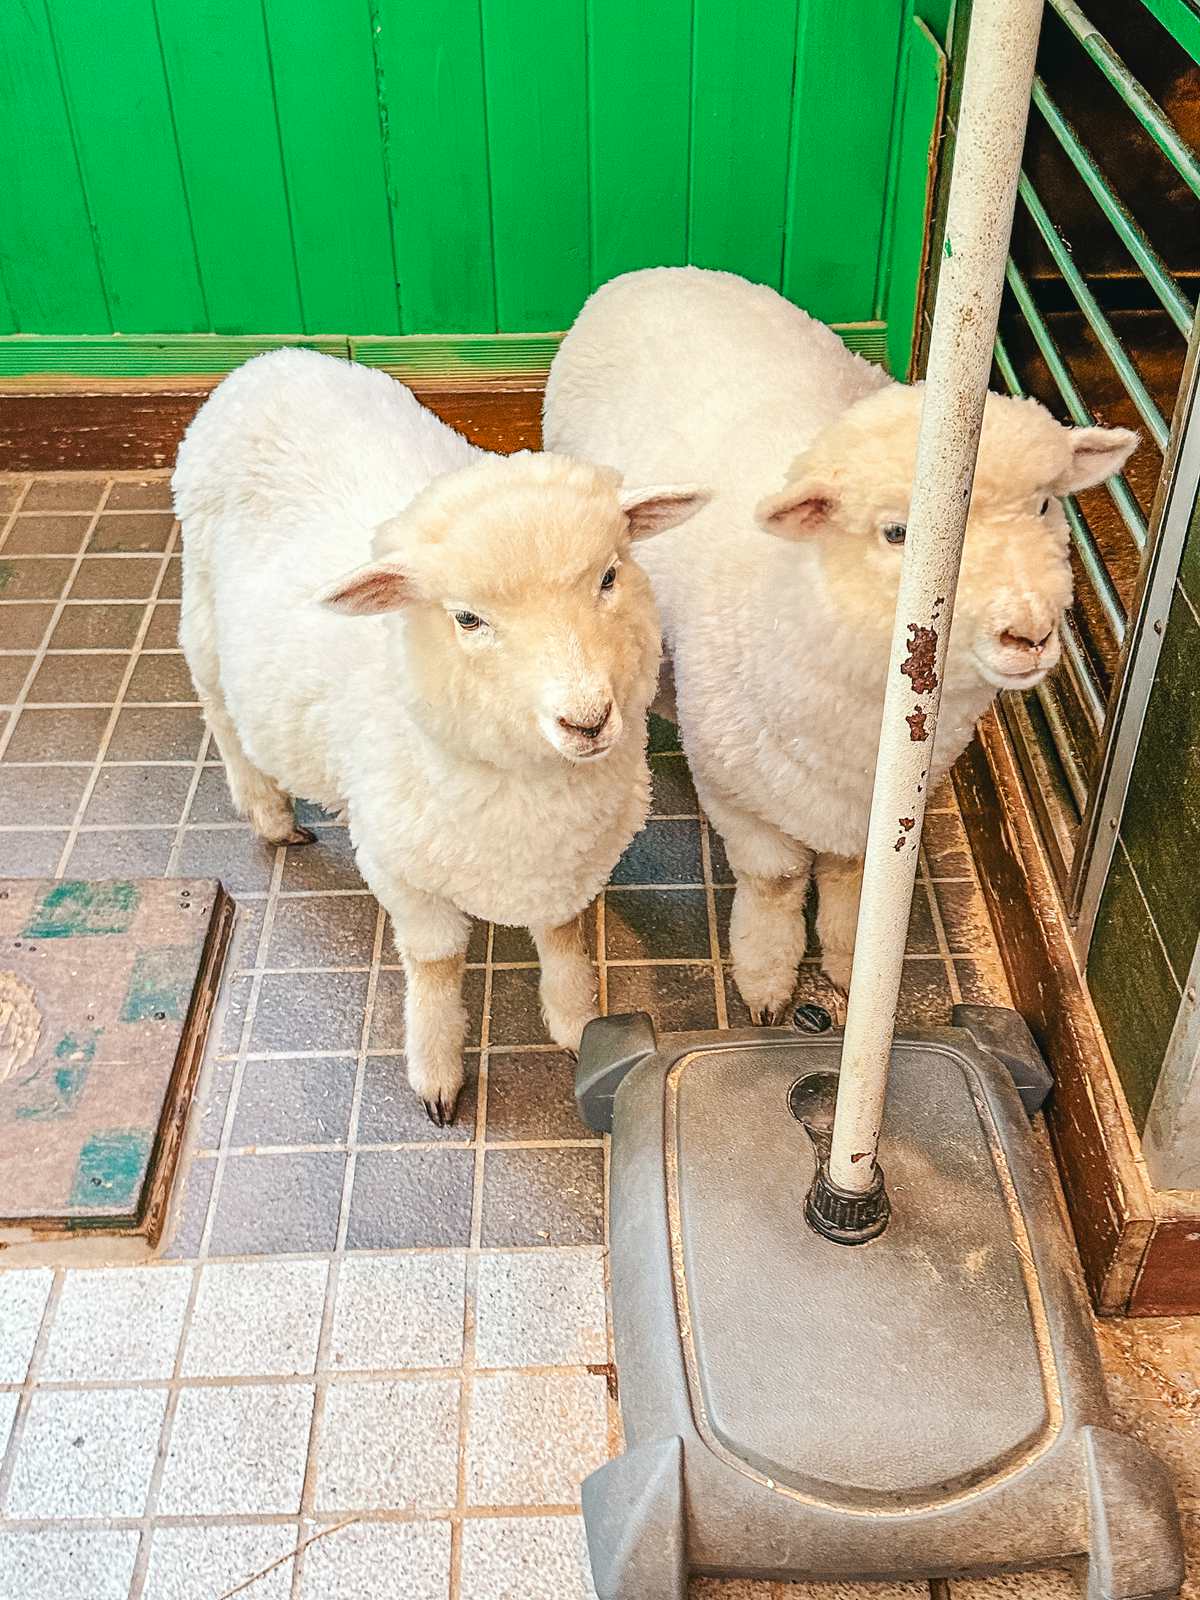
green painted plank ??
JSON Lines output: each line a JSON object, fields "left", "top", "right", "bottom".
{"left": 154, "top": 0, "right": 301, "bottom": 333}
{"left": 372, "top": 0, "right": 494, "bottom": 334}
{"left": 0, "top": 323, "right": 887, "bottom": 381}
{"left": 482, "top": 0, "right": 590, "bottom": 331}
{"left": 261, "top": 0, "right": 399, "bottom": 335}
{"left": 587, "top": 0, "right": 690, "bottom": 286}
{"left": 689, "top": 0, "right": 800, "bottom": 287}
{"left": 884, "top": 18, "right": 946, "bottom": 381}
{"left": 47, "top": 0, "right": 206, "bottom": 333}
{"left": 0, "top": 0, "right": 108, "bottom": 332}
{"left": 784, "top": 0, "right": 907, "bottom": 323}
{"left": 0, "top": 267, "right": 16, "bottom": 336}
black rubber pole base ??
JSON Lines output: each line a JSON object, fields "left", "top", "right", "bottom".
{"left": 805, "top": 1160, "right": 891, "bottom": 1244}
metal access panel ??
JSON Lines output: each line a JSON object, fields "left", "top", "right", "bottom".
{"left": 575, "top": 1013, "right": 1184, "bottom": 1599}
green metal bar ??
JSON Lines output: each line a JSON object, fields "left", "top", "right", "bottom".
{"left": 1048, "top": 0, "right": 1200, "bottom": 200}
{"left": 1004, "top": 260, "right": 1149, "bottom": 551}
{"left": 1035, "top": 681, "right": 1090, "bottom": 811}
{"left": 1060, "top": 617, "right": 1106, "bottom": 729}
{"left": 994, "top": 329, "right": 1129, "bottom": 640}
{"left": 1139, "top": 0, "right": 1200, "bottom": 65}
{"left": 1031, "top": 79, "right": 1194, "bottom": 339}
{"left": 1017, "top": 173, "right": 1169, "bottom": 448}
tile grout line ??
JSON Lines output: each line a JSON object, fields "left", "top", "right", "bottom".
{"left": 0, "top": 483, "right": 109, "bottom": 768}
{"left": 0, "top": 1272, "right": 65, "bottom": 1516}
{"left": 53, "top": 519, "right": 182, "bottom": 878}
{"left": 448, "top": 918, "right": 495, "bottom": 1598}
{"left": 699, "top": 812, "right": 729, "bottom": 1030}
{"left": 921, "top": 849, "right": 964, "bottom": 1008}
{"left": 0, "top": 476, "right": 33, "bottom": 555}
{"left": 595, "top": 893, "right": 607, "bottom": 1017}
{"left": 288, "top": 897, "right": 388, "bottom": 1600}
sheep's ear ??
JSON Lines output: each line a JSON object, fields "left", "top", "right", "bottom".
{"left": 1055, "top": 426, "right": 1138, "bottom": 493}
{"left": 755, "top": 480, "right": 836, "bottom": 539}
{"left": 316, "top": 561, "right": 412, "bottom": 616}
{"left": 619, "top": 484, "right": 712, "bottom": 541}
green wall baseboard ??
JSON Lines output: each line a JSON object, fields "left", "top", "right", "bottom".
{"left": 0, "top": 324, "right": 889, "bottom": 383}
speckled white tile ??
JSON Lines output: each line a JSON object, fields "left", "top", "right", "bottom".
{"left": 144, "top": 1522, "right": 298, "bottom": 1600}
{"left": 466, "top": 1370, "right": 609, "bottom": 1507}
{"left": 41, "top": 1264, "right": 192, "bottom": 1382}
{"left": 945, "top": 1574, "right": 1080, "bottom": 1600}
{"left": 182, "top": 1259, "right": 328, "bottom": 1377}
{"left": 315, "top": 1377, "right": 459, "bottom": 1512}
{"left": 329, "top": 1253, "right": 466, "bottom": 1372}
{"left": 690, "top": 1583, "right": 774, "bottom": 1600}
{"left": 1097, "top": 1317, "right": 1200, "bottom": 1508}
{"left": 0, "top": 1391, "right": 18, "bottom": 1460}
{"left": 4, "top": 1386, "right": 166, "bottom": 1518}
{"left": 298, "top": 1517, "right": 452, "bottom": 1599}
{"left": 461, "top": 1514, "right": 596, "bottom": 1599}
{"left": 156, "top": 1382, "right": 314, "bottom": 1515}
{"left": 0, "top": 1529, "right": 139, "bottom": 1600}
{"left": 475, "top": 1248, "right": 607, "bottom": 1368}
{"left": 0, "top": 1269, "right": 53, "bottom": 1383}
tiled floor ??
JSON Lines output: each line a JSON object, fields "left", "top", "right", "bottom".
{"left": 0, "top": 473, "right": 1196, "bottom": 1600}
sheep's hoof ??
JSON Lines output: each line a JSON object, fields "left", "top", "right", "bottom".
{"left": 272, "top": 824, "right": 317, "bottom": 848}
{"left": 424, "top": 1090, "right": 460, "bottom": 1128}
{"left": 750, "top": 1004, "right": 788, "bottom": 1027}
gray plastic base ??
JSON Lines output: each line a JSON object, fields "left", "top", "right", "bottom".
{"left": 577, "top": 1009, "right": 1184, "bottom": 1600}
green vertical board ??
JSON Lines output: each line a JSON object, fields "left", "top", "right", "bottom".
{"left": 689, "top": 0, "right": 800, "bottom": 288}
{"left": 588, "top": 0, "right": 691, "bottom": 286}
{"left": 482, "top": 0, "right": 590, "bottom": 330}
{"left": 0, "top": 269, "right": 16, "bottom": 336}
{"left": 783, "top": 0, "right": 907, "bottom": 324}
{"left": 883, "top": 18, "right": 946, "bottom": 379}
{"left": 373, "top": 0, "right": 494, "bottom": 333}
{"left": 47, "top": 0, "right": 206, "bottom": 333}
{"left": 154, "top": 0, "right": 301, "bottom": 333}
{"left": 262, "top": 0, "right": 399, "bottom": 335}
{"left": 0, "top": 0, "right": 108, "bottom": 332}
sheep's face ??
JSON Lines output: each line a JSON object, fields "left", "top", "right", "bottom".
{"left": 318, "top": 452, "right": 708, "bottom": 767}
{"left": 756, "top": 386, "right": 1137, "bottom": 694}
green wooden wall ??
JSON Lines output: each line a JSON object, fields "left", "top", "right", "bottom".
{"left": 0, "top": 0, "right": 906, "bottom": 349}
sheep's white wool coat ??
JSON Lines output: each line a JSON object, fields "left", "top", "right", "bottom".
{"left": 545, "top": 266, "right": 1001, "bottom": 861}
{"left": 174, "top": 349, "right": 654, "bottom": 935}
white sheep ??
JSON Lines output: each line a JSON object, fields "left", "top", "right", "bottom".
{"left": 544, "top": 266, "right": 1136, "bottom": 1018}
{"left": 173, "top": 348, "right": 707, "bottom": 1121}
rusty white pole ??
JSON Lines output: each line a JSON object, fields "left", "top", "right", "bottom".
{"left": 815, "top": 0, "right": 1047, "bottom": 1230}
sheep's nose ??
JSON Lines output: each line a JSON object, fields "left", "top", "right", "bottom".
{"left": 999, "top": 626, "right": 1055, "bottom": 653}
{"left": 558, "top": 703, "right": 612, "bottom": 740}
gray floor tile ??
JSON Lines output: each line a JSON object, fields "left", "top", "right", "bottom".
{"left": 252, "top": 969, "right": 370, "bottom": 1053}
{"left": 106, "top": 704, "right": 204, "bottom": 761}
{"left": 21, "top": 477, "right": 105, "bottom": 513}
{"left": 0, "top": 1530, "right": 139, "bottom": 1600}
{"left": 186, "top": 764, "right": 240, "bottom": 824}
{"left": 896, "top": 959, "right": 954, "bottom": 1026}
{"left": 605, "top": 887, "right": 711, "bottom": 959}
{"left": 298, "top": 1520, "right": 452, "bottom": 1600}
{"left": 42, "top": 1264, "right": 192, "bottom": 1382}
{"left": 144, "top": 1524, "right": 296, "bottom": 1600}
{"left": 649, "top": 752, "right": 699, "bottom": 816}
{"left": 330, "top": 1253, "right": 466, "bottom": 1371}
{"left": 126, "top": 651, "right": 195, "bottom": 703}
{"left": 89, "top": 510, "right": 174, "bottom": 552}
{"left": 922, "top": 808, "right": 974, "bottom": 877}
{"left": 315, "top": 1377, "right": 460, "bottom": 1512}
{"left": 177, "top": 827, "right": 277, "bottom": 893}
{"left": 3, "top": 705, "right": 109, "bottom": 762}
{"left": 161, "top": 1156, "right": 216, "bottom": 1260}
{"left": 0, "top": 1267, "right": 53, "bottom": 1382}
{"left": 5, "top": 1386, "right": 166, "bottom": 1518}
{"left": 280, "top": 825, "right": 362, "bottom": 891}
{"left": 196, "top": 1059, "right": 235, "bottom": 1148}
{"left": 27, "top": 651, "right": 127, "bottom": 703}
{"left": 611, "top": 818, "right": 703, "bottom": 884}
{"left": 346, "top": 1149, "right": 475, "bottom": 1249}
{"left": 0, "top": 828, "right": 68, "bottom": 876}
{"left": 143, "top": 599, "right": 181, "bottom": 648}
{"left": 66, "top": 826, "right": 176, "bottom": 878}
{"left": 485, "top": 1051, "right": 590, "bottom": 1142}
{"left": 157, "top": 1382, "right": 314, "bottom": 1515}
{"left": 0, "top": 602, "right": 53, "bottom": 649}
{"left": 487, "top": 967, "right": 545, "bottom": 1047}
{"left": 0, "top": 557, "right": 75, "bottom": 600}
{"left": 0, "top": 764, "right": 90, "bottom": 826}
{"left": 84, "top": 762, "right": 193, "bottom": 825}
{"left": 69, "top": 555, "right": 163, "bottom": 600}
{"left": 955, "top": 954, "right": 1011, "bottom": 1006}
{"left": 357, "top": 1053, "right": 479, "bottom": 1144}
{"left": 208, "top": 1152, "right": 347, "bottom": 1255}
{"left": 465, "top": 1370, "right": 608, "bottom": 1506}
{"left": 49, "top": 601, "right": 144, "bottom": 650}
{"left": 268, "top": 893, "right": 378, "bottom": 968}
{"left": 460, "top": 1515, "right": 595, "bottom": 1600}
{"left": 161, "top": 556, "right": 183, "bottom": 598}
{"left": 0, "top": 654, "right": 34, "bottom": 705}
{"left": 5, "top": 513, "right": 91, "bottom": 555}
{"left": 231, "top": 1057, "right": 357, "bottom": 1146}
{"left": 105, "top": 478, "right": 173, "bottom": 511}
{"left": 480, "top": 1149, "right": 604, "bottom": 1248}
{"left": 474, "top": 1248, "right": 607, "bottom": 1368}
{"left": 183, "top": 1259, "right": 328, "bottom": 1377}
{"left": 606, "top": 962, "right": 719, "bottom": 1031}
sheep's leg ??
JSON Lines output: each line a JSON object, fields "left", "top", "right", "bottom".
{"left": 814, "top": 851, "right": 863, "bottom": 994}
{"left": 531, "top": 912, "right": 597, "bottom": 1053}
{"left": 701, "top": 787, "right": 813, "bottom": 1025}
{"left": 179, "top": 581, "right": 313, "bottom": 848}
{"left": 362, "top": 860, "right": 471, "bottom": 1125}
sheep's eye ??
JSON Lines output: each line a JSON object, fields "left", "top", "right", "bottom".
{"left": 600, "top": 566, "right": 618, "bottom": 592}
{"left": 1038, "top": 497, "right": 1051, "bottom": 515}
{"left": 454, "top": 611, "right": 483, "bottom": 632}
{"left": 882, "top": 522, "right": 907, "bottom": 546}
